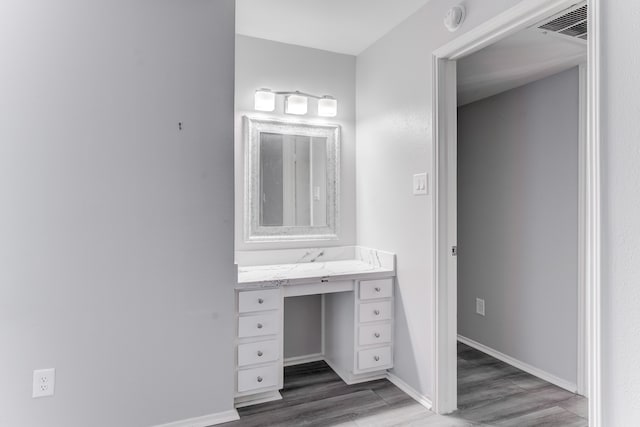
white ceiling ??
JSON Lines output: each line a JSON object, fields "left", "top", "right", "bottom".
{"left": 235, "top": 0, "right": 430, "bottom": 56}
{"left": 457, "top": 28, "right": 587, "bottom": 106}
{"left": 236, "top": 1, "right": 587, "bottom": 103}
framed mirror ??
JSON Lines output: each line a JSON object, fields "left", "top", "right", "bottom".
{"left": 244, "top": 116, "right": 340, "bottom": 242}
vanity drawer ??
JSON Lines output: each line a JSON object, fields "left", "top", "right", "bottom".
{"left": 359, "top": 278, "right": 393, "bottom": 300}
{"left": 238, "top": 289, "right": 281, "bottom": 313}
{"left": 238, "top": 313, "right": 279, "bottom": 338}
{"left": 238, "top": 340, "right": 279, "bottom": 367}
{"left": 237, "top": 364, "right": 279, "bottom": 393}
{"left": 358, "top": 323, "right": 392, "bottom": 346}
{"left": 357, "top": 346, "right": 392, "bottom": 371}
{"left": 359, "top": 300, "right": 392, "bottom": 323}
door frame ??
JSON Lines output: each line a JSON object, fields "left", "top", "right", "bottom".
{"left": 431, "top": 0, "right": 601, "bottom": 425}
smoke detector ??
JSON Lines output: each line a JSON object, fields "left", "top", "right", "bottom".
{"left": 444, "top": 5, "right": 466, "bottom": 32}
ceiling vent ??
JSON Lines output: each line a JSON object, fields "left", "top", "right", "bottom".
{"left": 537, "top": 3, "right": 587, "bottom": 42}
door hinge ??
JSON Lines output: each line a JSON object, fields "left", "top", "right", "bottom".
{"left": 451, "top": 246, "right": 457, "bottom": 256}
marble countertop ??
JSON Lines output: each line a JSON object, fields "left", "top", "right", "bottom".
{"left": 237, "top": 259, "right": 395, "bottom": 288}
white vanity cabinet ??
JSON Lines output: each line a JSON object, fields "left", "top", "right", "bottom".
{"left": 235, "top": 288, "right": 284, "bottom": 406}
{"left": 356, "top": 278, "right": 394, "bottom": 373}
{"left": 234, "top": 277, "right": 395, "bottom": 407}
{"left": 234, "top": 247, "right": 396, "bottom": 408}
{"left": 324, "top": 278, "right": 394, "bottom": 384}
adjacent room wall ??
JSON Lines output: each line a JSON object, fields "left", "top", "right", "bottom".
{"left": 457, "top": 68, "right": 579, "bottom": 385}
{"left": 356, "top": 0, "right": 523, "bottom": 400}
{"left": 0, "top": 1, "right": 236, "bottom": 426}
{"left": 235, "top": 35, "right": 356, "bottom": 358}
{"left": 601, "top": 1, "right": 640, "bottom": 423}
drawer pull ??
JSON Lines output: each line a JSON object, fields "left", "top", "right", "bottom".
{"left": 258, "top": 298, "right": 264, "bottom": 304}
{"left": 374, "top": 309, "right": 380, "bottom": 316}
{"left": 374, "top": 332, "right": 381, "bottom": 338}
{"left": 257, "top": 350, "right": 264, "bottom": 357}
{"left": 375, "top": 287, "right": 381, "bottom": 292}
{"left": 374, "top": 355, "right": 380, "bottom": 362}
{"left": 257, "top": 323, "right": 263, "bottom": 329}
{"left": 257, "top": 376, "right": 263, "bottom": 383}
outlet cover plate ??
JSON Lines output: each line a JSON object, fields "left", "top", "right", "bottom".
{"left": 33, "top": 368, "right": 55, "bottom": 398}
{"left": 476, "top": 298, "right": 485, "bottom": 316}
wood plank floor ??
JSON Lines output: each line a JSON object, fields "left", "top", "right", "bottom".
{"left": 455, "top": 342, "right": 588, "bottom": 426}
{"left": 221, "top": 343, "right": 588, "bottom": 426}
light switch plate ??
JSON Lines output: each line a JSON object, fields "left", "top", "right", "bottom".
{"left": 413, "top": 173, "right": 428, "bottom": 195}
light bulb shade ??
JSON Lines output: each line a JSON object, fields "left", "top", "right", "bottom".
{"left": 318, "top": 97, "right": 338, "bottom": 117}
{"left": 254, "top": 89, "right": 275, "bottom": 112}
{"left": 285, "top": 94, "right": 308, "bottom": 115}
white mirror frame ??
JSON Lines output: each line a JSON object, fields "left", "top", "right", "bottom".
{"left": 243, "top": 115, "right": 341, "bottom": 242}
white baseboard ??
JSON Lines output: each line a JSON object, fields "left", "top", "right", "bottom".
{"left": 386, "top": 372, "right": 433, "bottom": 410}
{"left": 153, "top": 409, "right": 239, "bottom": 427}
{"left": 324, "top": 357, "right": 387, "bottom": 385}
{"left": 457, "top": 334, "right": 578, "bottom": 393}
{"left": 235, "top": 390, "right": 282, "bottom": 408}
{"left": 283, "top": 353, "right": 324, "bottom": 367}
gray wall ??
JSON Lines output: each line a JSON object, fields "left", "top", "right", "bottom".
{"left": 0, "top": 1, "right": 236, "bottom": 426}
{"left": 356, "top": 0, "right": 523, "bottom": 398}
{"left": 602, "top": 1, "right": 640, "bottom": 422}
{"left": 284, "top": 296, "right": 323, "bottom": 358}
{"left": 457, "top": 68, "right": 579, "bottom": 385}
{"left": 235, "top": 35, "right": 356, "bottom": 359}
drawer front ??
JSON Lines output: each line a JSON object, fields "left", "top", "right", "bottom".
{"left": 359, "top": 278, "right": 393, "bottom": 300}
{"left": 358, "top": 323, "right": 392, "bottom": 347}
{"left": 238, "top": 289, "right": 281, "bottom": 313}
{"left": 358, "top": 346, "right": 392, "bottom": 371}
{"left": 238, "top": 313, "right": 279, "bottom": 338}
{"left": 237, "top": 364, "right": 279, "bottom": 393}
{"left": 359, "top": 300, "right": 392, "bottom": 323}
{"left": 238, "top": 340, "right": 279, "bottom": 367}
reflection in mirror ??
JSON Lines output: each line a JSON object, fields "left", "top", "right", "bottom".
{"left": 260, "top": 133, "right": 327, "bottom": 227}
{"left": 244, "top": 116, "right": 340, "bottom": 242}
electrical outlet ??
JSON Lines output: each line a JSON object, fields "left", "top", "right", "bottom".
{"left": 33, "top": 369, "right": 55, "bottom": 398}
{"left": 476, "top": 298, "right": 485, "bottom": 316}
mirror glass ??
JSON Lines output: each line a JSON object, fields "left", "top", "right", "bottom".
{"left": 259, "top": 133, "right": 328, "bottom": 227}
{"left": 244, "top": 117, "right": 340, "bottom": 242}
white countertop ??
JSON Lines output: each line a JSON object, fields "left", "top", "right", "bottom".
{"left": 237, "top": 259, "right": 395, "bottom": 288}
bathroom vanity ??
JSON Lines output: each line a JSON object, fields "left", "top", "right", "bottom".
{"left": 235, "top": 117, "right": 396, "bottom": 407}
{"left": 234, "top": 246, "right": 396, "bottom": 408}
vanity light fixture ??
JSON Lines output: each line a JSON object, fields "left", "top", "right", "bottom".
{"left": 318, "top": 96, "right": 338, "bottom": 117}
{"left": 285, "top": 93, "right": 308, "bottom": 115}
{"left": 254, "top": 89, "right": 276, "bottom": 112}
{"left": 253, "top": 89, "right": 338, "bottom": 117}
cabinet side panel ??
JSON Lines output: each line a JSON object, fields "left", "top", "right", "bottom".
{"left": 324, "top": 291, "right": 355, "bottom": 377}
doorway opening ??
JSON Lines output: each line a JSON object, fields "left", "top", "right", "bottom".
{"left": 432, "top": 0, "right": 600, "bottom": 425}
